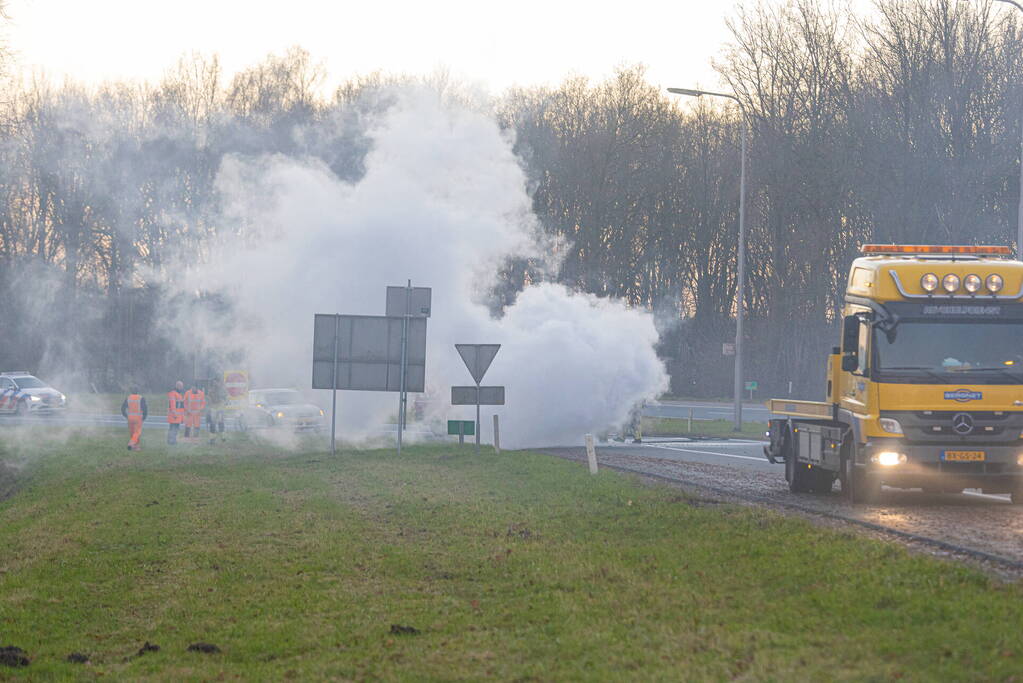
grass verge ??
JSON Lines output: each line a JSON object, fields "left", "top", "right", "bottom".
{"left": 0, "top": 428, "right": 1021, "bottom": 679}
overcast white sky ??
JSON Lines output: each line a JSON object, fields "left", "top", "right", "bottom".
{"left": 6, "top": 0, "right": 879, "bottom": 94}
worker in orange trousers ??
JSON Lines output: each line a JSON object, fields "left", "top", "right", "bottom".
{"left": 184, "top": 383, "right": 205, "bottom": 443}
{"left": 167, "top": 380, "right": 185, "bottom": 445}
{"left": 121, "top": 387, "right": 148, "bottom": 451}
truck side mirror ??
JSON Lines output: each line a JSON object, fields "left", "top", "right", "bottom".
{"left": 841, "top": 314, "right": 859, "bottom": 354}
{"left": 841, "top": 355, "right": 858, "bottom": 372}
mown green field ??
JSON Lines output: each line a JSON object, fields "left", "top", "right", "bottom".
{"left": 1, "top": 427, "right": 1022, "bottom": 680}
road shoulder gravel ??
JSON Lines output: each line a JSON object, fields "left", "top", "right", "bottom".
{"left": 539, "top": 446, "right": 1023, "bottom": 582}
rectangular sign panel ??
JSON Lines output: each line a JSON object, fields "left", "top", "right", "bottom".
{"left": 312, "top": 314, "right": 426, "bottom": 392}
{"left": 222, "top": 369, "right": 249, "bottom": 411}
{"left": 447, "top": 420, "right": 475, "bottom": 436}
{"left": 386, "top": 286, "right": 432, "bottom": 318}
{"left": 451, "top": 385, "right": 505, "bottom": 406}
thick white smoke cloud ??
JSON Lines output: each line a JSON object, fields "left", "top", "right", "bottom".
{"left": 197, "top": 89, "right": 667, "bottom": 447}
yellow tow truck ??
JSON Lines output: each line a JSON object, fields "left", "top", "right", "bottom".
{"left": 764, "top": 244, "right": 1023, "bottom": 503}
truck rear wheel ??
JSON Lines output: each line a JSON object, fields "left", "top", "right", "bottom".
{"left": 786, "top": 451, "right": 815, "bottom": 493}
{"left": 811, "top": 469, "right": 835, "bottom": 494}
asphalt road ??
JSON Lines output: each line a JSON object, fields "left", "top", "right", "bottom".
{"left": 642, "top": 399, "right": 779, "bottom": 423}
{"left": 0, "top": 412, "right": 167, "bottom": 430}
{"left": 0, "top": 412, "right": 434, "bottom": 440}
{"left": 5, "top": 400, "right": 774, "bottom": 431}
{"left": 544, "top": 436, "right": 1023, "bottom": 571}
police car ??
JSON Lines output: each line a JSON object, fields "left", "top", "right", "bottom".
{"left": 0, "top": 372, "right": 68, "bottom": 416}
{"left": 239, "top": 388, "right": 324, "bottom": 431}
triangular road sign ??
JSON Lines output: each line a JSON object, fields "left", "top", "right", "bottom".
{"left": 455, "top": 344, "right": 500, "bottom": 385}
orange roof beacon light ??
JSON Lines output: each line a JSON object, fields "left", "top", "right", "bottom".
{"left": 861, "top": 244, "right": 1013, "bottom": 256}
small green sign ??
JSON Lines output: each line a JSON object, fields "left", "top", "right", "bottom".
{"left": 447, "top": 420, "right": 475, "bottom": 436}
{"left": 745, "top": 381, "right": 758, "bottom": 391}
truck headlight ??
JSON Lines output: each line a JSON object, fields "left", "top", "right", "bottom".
{"left": 987, "top": 273, "right": 1004, "bottom": 293}
{"left": 29, "top": 395, "right": 41, "bottom": 402}
{"left": 920, "top": 273, "right": 939, "bottom": 292}
{"left": 942, "top": 273, "right": 960, "bottom": 292}
{"left": 879, "top": 417, "right": 903, "bottom": 435}
{"left": 276, "top": 411, "right": 285, "bottom": 418}
{"left": 873, "top": 451, "right": 907, "bottom": 466}
{"left": 964, "top": 274, "right": 982, "bottom": 293}
{"left": 319, "top": 409, "right": 324, "bottom": 416}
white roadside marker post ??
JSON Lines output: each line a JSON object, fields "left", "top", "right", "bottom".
{"left": 493, "top": 414, "right": 500, "bottom": 454}
{"left": 585, "top": 434, "right": 598, "bottom": 475}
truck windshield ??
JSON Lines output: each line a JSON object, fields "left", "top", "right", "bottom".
{"left": 874, "top": 320, "right": 1023, "bottom": 383}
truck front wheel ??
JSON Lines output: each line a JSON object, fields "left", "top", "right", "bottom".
{"left": 1010, "top": 481, "right": 1023, "bottom": 505}
{"left": 841, "top": 443, "right": 880, "bottom": 504}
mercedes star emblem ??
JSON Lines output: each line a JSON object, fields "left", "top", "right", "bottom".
{"left": 952, "top": 412, "right": 974, "bottom": 436}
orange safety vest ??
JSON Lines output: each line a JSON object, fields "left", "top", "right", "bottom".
{"left": 167, "top": 390, "right": 185, "bottom": 424}
{"left": 126, "top": 394, "right": 143, "bottom": 418}
{"left": 198, "top": 388, "right": 206, "bottom": 412}
{"left": 184, "top": 389, "right": 203, "bottom": 413}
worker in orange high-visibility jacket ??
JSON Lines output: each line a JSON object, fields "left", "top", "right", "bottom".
{"left": 184, "top": 383, "right": 204, "bottom": 443}
{"left": 167, "top": 380, "right": 185, "bottom": 445}
{"left": 121, "top": 387, "right": 148, "bottom": 451}
{"left": 197, "top": 386, "right": 207, "bottom": 431}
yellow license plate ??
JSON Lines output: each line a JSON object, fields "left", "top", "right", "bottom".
{"left": 943, "top": 450, "right": 986, "bottom": 462}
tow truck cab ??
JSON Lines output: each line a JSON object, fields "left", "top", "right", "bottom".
{"left": 765, "top": 244, "right": 1023, "bottom": 503}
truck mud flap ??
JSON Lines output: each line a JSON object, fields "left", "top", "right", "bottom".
{"left": 764, "top": 419, "right": 789, "bottom": 464}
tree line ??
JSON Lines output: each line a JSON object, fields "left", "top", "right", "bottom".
{"left": 0, "top": 0, "right": 1019, "bottom": 399}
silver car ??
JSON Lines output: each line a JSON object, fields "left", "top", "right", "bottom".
{"left": 240, "top": 388, "right": 324, "bottom": 431}
{"left": 0, "top": 372, "right": 68, "bottom": 415}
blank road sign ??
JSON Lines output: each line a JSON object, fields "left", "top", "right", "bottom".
{"left": 447, "top": 420, "right": 475, "bottom": 436}
{"left": 386, "top": 286, "right": 432, "bottom": 318}
{"left": 455, "top": 344, "right": 501, "bottom": 385}
{"left": 312, "top": 314, "right": 426, "bottom": 392}
{"left": 451, "top": 386, "right": 505, "bottom": 405}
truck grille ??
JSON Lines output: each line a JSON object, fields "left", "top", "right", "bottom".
{"left": 885, "top": 410, "right": 1023, "bottom": 446}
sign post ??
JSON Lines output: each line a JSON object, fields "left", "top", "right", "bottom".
{"left": 313, "top": 292, "right": 429, "bottom": 456}
{"left": 454, "top": 344, "right": 502, "bottom": 455}
{"left": 386, "top": 283, "right": 431, "bottom": 457}
{"left": 447, "top": 419, "right": 475, "bottom": 445}
{"left": 330, "top": 314, "right": 340, "bottom": 456}
{"left": 398, "top": 283, "right": 408, "bottom": 456}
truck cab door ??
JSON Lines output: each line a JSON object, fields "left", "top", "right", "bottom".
{"left": 839, "top": 314, "right": 871, "bottom": 412}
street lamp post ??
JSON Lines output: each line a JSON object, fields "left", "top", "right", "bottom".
{"left": 1001, "top": 0, "right": 1023, "bottom": 255}
{"left": 968, "top": 0, "right": 1023, "bottom": 253}
{"left": 668, "top": 87, "right": 748, "bottom": 432}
